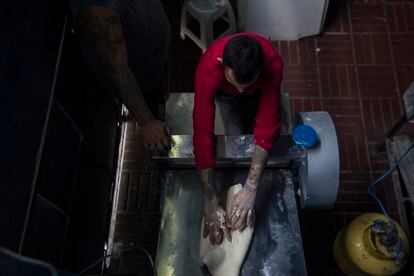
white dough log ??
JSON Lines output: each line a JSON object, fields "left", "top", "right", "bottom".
{"left": 199, "top": 184, "right": 254, "bottom": 276}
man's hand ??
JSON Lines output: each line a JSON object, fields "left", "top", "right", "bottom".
{"left": 229, "top": 145, "right": 268, "bottom": 231}
{"left": 229, "top": 184, "right": 256, "bottom": 231}
{"left": 203, "top": 199, "right": 231, "bottom": 245}
{"left": 141, "top": 119, "right": 170, "bottom": 154}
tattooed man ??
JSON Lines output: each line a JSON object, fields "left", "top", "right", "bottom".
{"left": 193, "top": 33, "right": 284, "bottom": 245}
{"left": 70, "top": 0, "right": 171, "bottom": 153}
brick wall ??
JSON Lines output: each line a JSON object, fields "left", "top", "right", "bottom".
{"left": 112, "top": 0, "right": 414, "bottom": 274}
{"left": 167, "top": 0, "right": 414, "bottom": 274}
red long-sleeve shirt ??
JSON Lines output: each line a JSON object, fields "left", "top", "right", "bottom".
{"left": 193, "top": 32, "right": 284, "bottom": 171}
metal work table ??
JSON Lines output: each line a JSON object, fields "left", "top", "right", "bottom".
{"left": 155, "top": 169, "right": 306, "bottom": 276}
{"left": 154, "top": 93, "right": 340, "bottom": 276}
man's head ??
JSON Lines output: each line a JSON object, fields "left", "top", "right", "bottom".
{"left": 220, "top": 35, "right": 264, "bottom": 93}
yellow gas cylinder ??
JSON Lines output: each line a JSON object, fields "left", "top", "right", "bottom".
{"left": 333, "top": 213, "right": 410, "bottom": 276}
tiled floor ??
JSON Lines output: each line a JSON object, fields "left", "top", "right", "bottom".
{"left": 114, "top": 0, "right": 414, "bottom": 275}
{"left": 168, "top": 0, "right": 414, "bottom": 275}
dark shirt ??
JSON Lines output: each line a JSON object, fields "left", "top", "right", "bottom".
{"left": 70, "top": 0, "right": 171, "bottom": 91}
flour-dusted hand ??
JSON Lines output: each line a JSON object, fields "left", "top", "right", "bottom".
{"left": 229, "top": 184, "right": 256, "bottom": 231}
{"left": 203, "top": 199, "right": 232, "bottom": 245}
{"left": 230, "top": 146, "right": 269, "bottom": 231}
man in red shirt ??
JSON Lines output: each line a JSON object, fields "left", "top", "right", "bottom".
{"left": 193, "top": 33, "right": 283, "bottom": 245}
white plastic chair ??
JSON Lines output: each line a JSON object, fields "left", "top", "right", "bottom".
{"left": 180, "top": 0, "right": 237, "bottom": 52}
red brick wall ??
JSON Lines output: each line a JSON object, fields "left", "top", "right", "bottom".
{"left": 127, "top": 0, "right": 414, "bottom": 274}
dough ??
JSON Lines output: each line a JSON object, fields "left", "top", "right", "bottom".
{"left": 199, "top": 184, "right": 254, "bottom": 276}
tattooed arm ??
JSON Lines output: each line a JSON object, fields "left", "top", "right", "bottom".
{"left": 230, "top": 145, "right": 268, "bottom": 230}
{"left": 199, "top": 168, "right": 217, "bottom": 202}
{"left": 244, "top": 145, "right": 268, "bottom": 192}
{"left": 77, "top": 6, "right": 170, "bottom": 153}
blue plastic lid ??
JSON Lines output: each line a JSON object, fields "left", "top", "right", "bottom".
{"left": 292, "top": 124, "right": 318, "bottom": 148}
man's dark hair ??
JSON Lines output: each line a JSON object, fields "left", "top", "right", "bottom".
{"left": 222, "top": 35, "right": 264, "bottom": 84}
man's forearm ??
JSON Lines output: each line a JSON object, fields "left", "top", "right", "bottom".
{"left": 110, "top": 66, "right": 155, "bottom": 126}
{"left": 76, "top": 8, "right": 153, "bottom": 127}
{"left": 245, "top": 146, "right": 268, "bottom": 190}
{"left": 199, "top": 168, "right": 217, "bottom": 202}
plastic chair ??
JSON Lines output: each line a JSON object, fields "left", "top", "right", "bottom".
{"left": 180, "top": 0, "right": 237, "bottom": 52}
